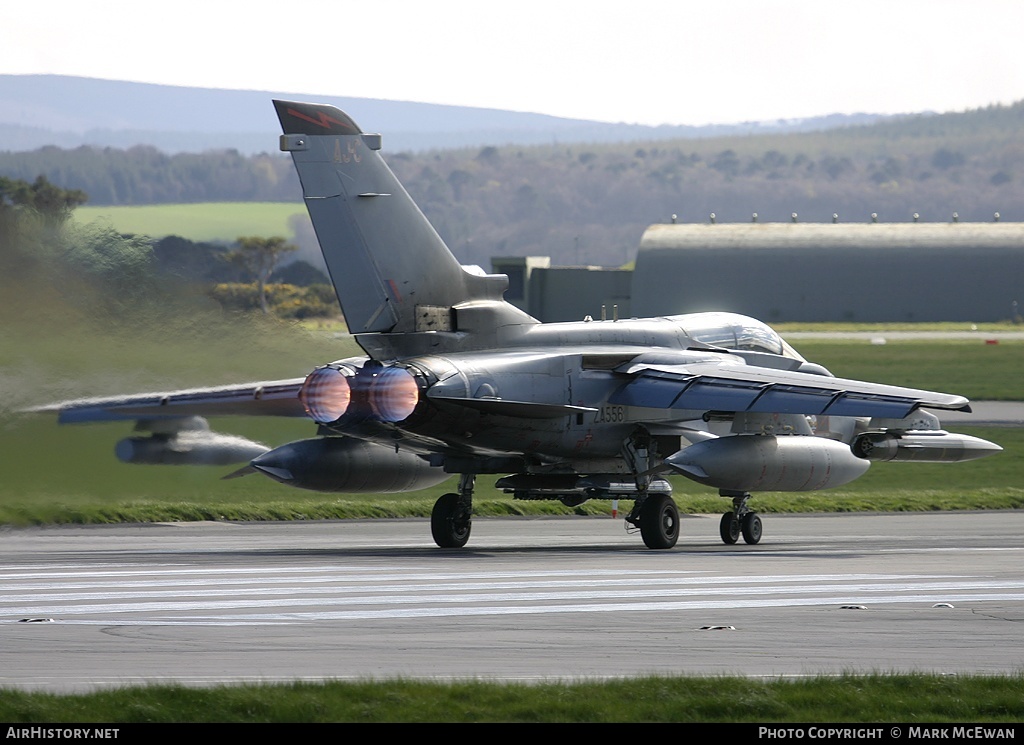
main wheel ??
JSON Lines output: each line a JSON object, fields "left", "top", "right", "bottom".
{"left": 741, "top": 512, "right": 762, "bottom": 545}
{"left": 431, "top": 492, "right": 471, "bottom": 548}
{"left": 639, "top": 494, "right": 680, "bottom": 549}
{"left": 719, "top": 512, "right": 740, "bottom": 544}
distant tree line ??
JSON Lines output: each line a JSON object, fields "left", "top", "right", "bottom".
{"left": 1, "top": 174, "right": 87, "bottom": 224}
{"left": 1, "top": 175, "right": 158, "bottom": 319}
{"left": 152, "top": 234, "right": 335, "bottom": 317}
{"left": 1, "top": 101, "right": 1021, "bottom": 267}
{"left": 1, "top": 174, "right": 337, "bottom": 323}
{"left": 0, "top": 147, "right": 298, "bottom": 204}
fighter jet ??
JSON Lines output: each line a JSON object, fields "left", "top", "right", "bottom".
{"left": 45, "top": 100, "right": 1002, "bottom": 550}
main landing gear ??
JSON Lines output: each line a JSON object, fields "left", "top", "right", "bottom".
{"left": 431, "top": 474, "right": 474, "bottom": 548}
{"left": 624, "top": 493, "right": 681, "bottom": 550}
{"left": 622, "top": 430, "right": 680, "bottom": 550}
{"left": 719, "top": 491, "right": 762, "bottom": 545}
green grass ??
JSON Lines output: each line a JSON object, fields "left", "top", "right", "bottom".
{"left": 74, "top": 202, "right": 305, "bottom": 242}
{"left": 0, "top": 418, "right": 1018, "bottom": 525}
{"left": 776, "top": 322, "right": 1023, "bottom": 332}
{"left": 789, "top": 339, "right": 1024, "bottom": 400}
{"left": 1, "top": 674, "right": 1022, "bottom": 722}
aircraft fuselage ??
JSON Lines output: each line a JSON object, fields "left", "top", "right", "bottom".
{"left": 315, "top": 311, "right": 803, "bottom": 471}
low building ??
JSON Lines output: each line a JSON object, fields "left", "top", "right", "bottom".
{"left": 492, "top": 256, "right": 631, "bottom": 322}
{"left": 630, "top": 222, "right": 1024, "bottom": 323}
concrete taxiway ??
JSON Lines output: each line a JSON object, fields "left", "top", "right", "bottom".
{"left": 934, "top": 400, "right": 1024, "bottom": 427}
{"left": 2, "top": 512, "right": 1023, "bottom": 692}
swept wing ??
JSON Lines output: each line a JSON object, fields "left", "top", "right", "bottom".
{"left": 40, "top": 379, "right": 307, "bottom": 424}
{"left": 611, "top": 358, "right": 970, "bottom": 419}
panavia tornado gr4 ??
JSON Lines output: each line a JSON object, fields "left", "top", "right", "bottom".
{"left": 44, "top": 100, "right": 1002, "bottom": 550}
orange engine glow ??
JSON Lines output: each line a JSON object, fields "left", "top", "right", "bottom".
{"left": 298, "top": 364, "right": 420, "bottom": 424}
{"left": 299, "top": 366, "right": 352, "bottom": 423}
{"left": 366, "top": 366, "right": 420, "bottom": 422}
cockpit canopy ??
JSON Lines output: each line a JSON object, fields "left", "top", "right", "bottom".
{"left": 669, "top": 312, "right": 803, "bottom": 360}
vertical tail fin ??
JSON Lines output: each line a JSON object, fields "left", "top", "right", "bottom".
{"left": 274, "top": 100, "right": 533, "bottom": 339}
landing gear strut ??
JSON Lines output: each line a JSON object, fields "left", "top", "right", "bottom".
{"left": 719, "top": 491, "right": 762, "bottom": 545}
{"left": 431, "top": 474, "right": 474, "bottom": 548}
{"left": 622, "top": 430, "right": 679, "bottom": 549}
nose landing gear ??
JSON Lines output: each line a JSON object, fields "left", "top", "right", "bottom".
{"left": 719, "top": 491, "right": 762, "bottom": 545}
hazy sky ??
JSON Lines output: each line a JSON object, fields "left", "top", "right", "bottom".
{"left": 4, "top": 0, "right": 1023, "bottom": 126}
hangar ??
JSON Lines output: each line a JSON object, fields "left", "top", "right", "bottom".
{"left": 630, "top": 222, "right": 1024, "bottom": 323}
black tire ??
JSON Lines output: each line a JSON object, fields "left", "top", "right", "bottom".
{"left": 741, "top": 512, "right": 763, "bottom": 545}
{"left": 431, "top": 493, "right": 471, "bottom": 548}
{"left": 719, "top": 512, "right": 740, "bottom": 544}
{"left": 639, "top": 494, "right": 680, "bottom": 550}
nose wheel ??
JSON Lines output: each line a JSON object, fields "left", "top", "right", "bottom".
{"left": 720, "top": 512, "right": 740, "bottom": 544}
{"left": 740, "top": 511, "right": 762, "bottom": 544}
{"left": 719, "top": 492, "right": 762, "bottom": 545}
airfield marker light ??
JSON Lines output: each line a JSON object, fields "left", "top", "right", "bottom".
{"left": 299, "top": 366, "right": 352, "bottom": 423}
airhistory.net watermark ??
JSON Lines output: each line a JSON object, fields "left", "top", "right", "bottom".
{"left": 6, "top": 729, "right": 119, "bottom": 740}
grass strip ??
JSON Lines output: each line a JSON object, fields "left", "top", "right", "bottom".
{"left": 2, "top": 674, "right": 1022, "bottom": 722}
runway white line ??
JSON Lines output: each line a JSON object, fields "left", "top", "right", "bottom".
{"left": 0, "top": 566, "right": 701, "bottom": 582}
{"left": 2, "top": 578, "right": 1022, "bottom": 607}
{"left": 3, "top": 576, "right": 1022, "bottom": 621}
{"left": 0, "top": 571, "right": 957, "bottom": 594}
{"left": 178, "top": 591, "right": 1024, "bottom": 622}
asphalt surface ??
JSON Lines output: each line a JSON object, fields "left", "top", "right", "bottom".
{"left": 2, "top": 512, "right": 1023, "bottom": 692}
{"left": 932, "top": 401, "right": 1024, "bottom": 428}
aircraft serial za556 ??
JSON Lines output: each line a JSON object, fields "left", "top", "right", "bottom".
{"left": 46, "top": 100, "right": 1001, "bottom": 550}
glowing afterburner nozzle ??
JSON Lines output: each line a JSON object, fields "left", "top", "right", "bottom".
{"left": 299, "top": 366, "right": 352, "bottom": 423}
{"left": 366, "top": 366, "right": 420, "bottom": 422}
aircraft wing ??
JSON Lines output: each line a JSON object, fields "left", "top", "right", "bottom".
{"left": 609, "top": 360, "right": 971, "bottom": 419}
{"left": 39, "top": 379, "right": 308, "bottom": 424}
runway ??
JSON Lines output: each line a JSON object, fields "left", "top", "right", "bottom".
{"left": 2, "top": 512, "right": 1024, "bottom": 692}
{"left": 933, "top": 400, "right": 1024, "bottom": 427}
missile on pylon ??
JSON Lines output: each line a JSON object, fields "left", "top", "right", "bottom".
{"left": 116, "top": 431, "right": 270, "bottom": 466}
{"left": 851, "top": 430, "right": 1003, "bottom": 463}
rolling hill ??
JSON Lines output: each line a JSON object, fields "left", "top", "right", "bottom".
{"left": 0, "top": 74, "right": 890, "bottom": 154}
